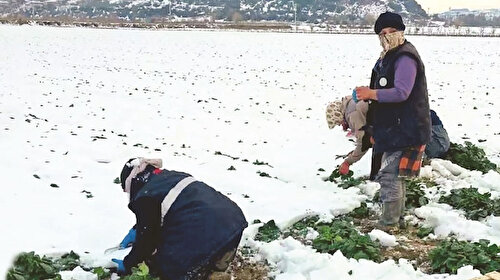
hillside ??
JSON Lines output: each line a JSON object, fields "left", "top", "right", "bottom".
{"left": 0, "top": 0, "right": 428, "bottom": 23}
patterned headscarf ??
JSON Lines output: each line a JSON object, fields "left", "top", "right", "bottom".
{"left": 326, "top": 100, "right": 343, "bottom": 129}
{"left": 379, "top": 31, "right": 405, "bottom": 58}
{"left": 123, "top": 157, "right": 163, "bottom": 193}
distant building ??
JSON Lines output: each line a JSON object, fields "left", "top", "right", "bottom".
{"left": 439, "top": 8, "right": 500, "bottom": 20}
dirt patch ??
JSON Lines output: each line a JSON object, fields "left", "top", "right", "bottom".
{"left": 210, "top": 252, "right": 269, "bottom": 280}
{"left": 354, "top": 216, "right": 438, "bottom": 273}
{"left": 381, "top": 237, "right": 438, "bottom": 273}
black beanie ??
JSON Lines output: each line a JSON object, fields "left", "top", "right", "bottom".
{"left": 374, "top": 12, "right": 405, "bottom": 34}
{"left": 120, "top": 158, "right": 137, "bottom": 189}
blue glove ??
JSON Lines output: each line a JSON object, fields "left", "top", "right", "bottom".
{"left": 119, "top": 228, "right": 136, "bottom": 249}
{"left": 352, "top": 89, "right": 358, "bottom": 103}
{"left": 111, "top": 258, "right": 126, "bottom": 274}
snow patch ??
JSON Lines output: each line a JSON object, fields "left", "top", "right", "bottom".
{"left": 368, "top": 229, "right": 398, "bottom": 247}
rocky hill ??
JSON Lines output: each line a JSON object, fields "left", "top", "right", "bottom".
{"left": 0, "top": 0, "right": 428, "bottom": 23}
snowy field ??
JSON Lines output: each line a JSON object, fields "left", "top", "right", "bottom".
{"left": 1, "top": 25, "right": 500, "bottom": 279}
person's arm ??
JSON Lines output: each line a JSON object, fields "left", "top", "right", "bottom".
{"left": 375, "top": 55, "right": 417, "bottom": 102}
{"left": 355, "top": 55, "right": 417, "bottom": 102}
{"left": 346, "top": 135, "right": 368, "bottom": 163}
{"left": 345, "top": 108, "right": 369, "bottom": 165}
{"left": 123, "top": 197, "right": 160, "bottom": 273}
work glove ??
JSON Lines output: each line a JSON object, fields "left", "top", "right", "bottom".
{"left": 119, "top": 228, "right": 136, "bottom": 249}
{"left": 339, "top": 161, "right": 350, "bottom": 175}
{"left": 111, "top": 258, "right": 126, "bottom": 274}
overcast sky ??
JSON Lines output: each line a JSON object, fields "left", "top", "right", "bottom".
{"left": 416, "top": 0, "right": 500, "bottom": 13}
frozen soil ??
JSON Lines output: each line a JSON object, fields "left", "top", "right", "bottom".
{"left": 354, "top": 215, "right": 439, "bottom": 274}
{"left": 210, "top": 252, "right": 269, "bottom": 280}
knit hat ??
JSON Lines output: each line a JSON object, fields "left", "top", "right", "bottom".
{"left": 374, "top": 12, "right": 406, "bottom": 34}
{"left": 326, "top": 100, "right": 343, "bottom": 129}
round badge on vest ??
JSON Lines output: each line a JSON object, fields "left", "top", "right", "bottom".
{"left": 379, "top": 77, "right": 388, "bottom": 87}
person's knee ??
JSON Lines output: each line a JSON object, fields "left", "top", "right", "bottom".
{"left": 211, "top": 231, "right": 243, "bottom": 272}
{"left": 213, "top": 247, "right": 237, "bottom": 272}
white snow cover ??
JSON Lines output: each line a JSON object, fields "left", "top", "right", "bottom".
{"left": 368, "top": 230, "right": 398, "bottom": 247}
{"left": 1, "top": 24, "right": 499, "bottom": 279}
{"left": 59, "top": 266, "right": 98, "bottom": 280}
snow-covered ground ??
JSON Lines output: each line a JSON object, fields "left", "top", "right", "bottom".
{"left": 1, "top": 25, "right": 499, "bottom": 279}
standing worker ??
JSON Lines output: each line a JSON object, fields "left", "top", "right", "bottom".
{"left": 355, "top": 12, "right": 431, "bottom": 230}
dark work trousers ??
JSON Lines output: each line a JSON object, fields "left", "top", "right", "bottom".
{"left": 150, "top": 231, "right": 243, "bottom": 280}
{"left": 370, "top": 152, "right": 383, "bottom": 180}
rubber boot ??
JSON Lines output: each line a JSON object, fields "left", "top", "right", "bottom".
{"left": 397, "top": 181, "right": 407, "bottom": 229}
{"left": 379, "top": 200, "right": 403, "bottom": 227}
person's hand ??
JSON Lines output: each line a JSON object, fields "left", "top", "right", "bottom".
{"left": 119, "top": 228, "right": 136, "bottom": 249}
{"left": 339, "top": 161, "right": 350, "bottom": 175}
{"left": 355, "top": 86, "right": 377, "bottom": 101}
{"left": 111, "top": 258, "right": 126, "bottom": 274}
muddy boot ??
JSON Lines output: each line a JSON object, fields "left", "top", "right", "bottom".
{"left": 379, "top": 200, "right": 403, "bottom": 228}
{"left": 374, "top": 221, "right": 399, "bottom": 234}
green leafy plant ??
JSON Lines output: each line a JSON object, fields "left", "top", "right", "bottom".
{"left": 92, "top": 267, "right": 111, "bottom": 280}
{"left": 255, "top": 220, "right": 281, "bottom": 242}
{"left": 257, "top": 171, "right": 271, "bottom": 178}
{"left": 326, "top": 169, "right": 353, "bottom": 182}
{"left": 338, "top": 177, "right": 364, "bottom": 189}
{"left": 438, "top": 188, "right": 500, "bottom": 220}
{"left": 325, "top": 169, "right": 363, "bottom": 189}
{"left": 416, "top": 226, "right": 433, "bottom": 238}
{"left": 429, "top": 239, "right": 500, "bottom": 274}
{"left": 122, "top": 262, "right": 159, "bottom": 280}
{"left": 7, "top": 252, "right": 60, "bottom": 280}
{"left": 81, "top": 190, "right": 94, "bottom": 199}
{"left": 283, "top": 216, "right": 320, "bottom": 239}
{"left": 444, "top": 141, "right": 497, "bottom": 173}
{"left": 404, "top": 178, "right": 430, "bottom": 209}
{"left": 253, "top": 160, "right": 273, "bottom": 167}
{"left": 290, "top": 216, "right": 320, "bottom": 232}
{"left": 312, "top": 220, "right": 380, "bottom": 262}
{"left": 348, "top": 202, "right": 370, "bottom": 219}
{"left": 53, "top": 251, "right": 80, "bottom": 271}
